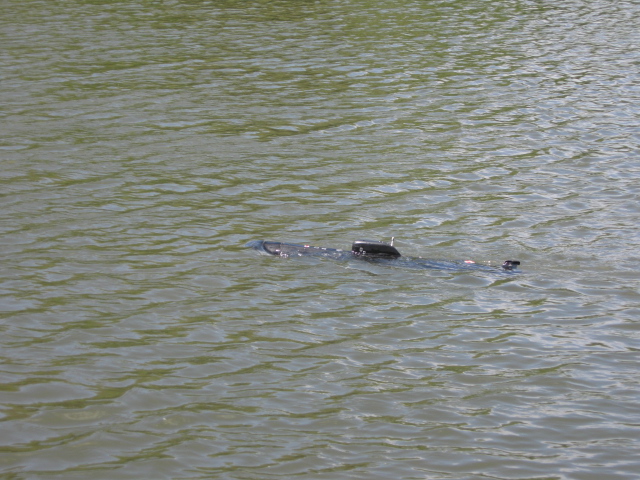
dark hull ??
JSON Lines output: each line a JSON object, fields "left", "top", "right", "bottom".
{"left": 246, "top": 240, "right": 520, "bottom": 273}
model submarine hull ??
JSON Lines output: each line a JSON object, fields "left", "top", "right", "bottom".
{"left": 247, "top": 239, "right": 520, "bottom": 272}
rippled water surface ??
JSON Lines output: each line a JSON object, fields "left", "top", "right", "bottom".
{"left": 2, "top": 1, "right": 640, "bottom": 479}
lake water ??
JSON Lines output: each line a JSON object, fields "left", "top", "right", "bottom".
{"left": 2, "top": 1, "right": 640, "bottom": 479}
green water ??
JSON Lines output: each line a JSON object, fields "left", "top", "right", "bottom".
{"left": 2, "top": 0, "right": 640, "bottom": 479}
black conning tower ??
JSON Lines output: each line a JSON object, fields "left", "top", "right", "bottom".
{"left": 351, "top": 240, "right": 401, "bottom": 258}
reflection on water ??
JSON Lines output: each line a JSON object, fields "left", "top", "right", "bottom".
{"left": 1, "top": 0, "right": 639, "bottom": 478}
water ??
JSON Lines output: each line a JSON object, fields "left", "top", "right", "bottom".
{"left": 1, "top": 0, "right": 639, "bottom": 478}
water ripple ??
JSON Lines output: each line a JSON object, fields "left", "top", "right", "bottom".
{"left": 2, "top": 0, "right": 640, "bottom": 479}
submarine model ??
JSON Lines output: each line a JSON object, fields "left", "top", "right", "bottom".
{"left": 247, "top": 238, "right": 521, "bottom": 272}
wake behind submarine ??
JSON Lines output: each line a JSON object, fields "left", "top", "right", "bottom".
{"left": 247, "top": 238, "right": 521, "bottom": 272}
